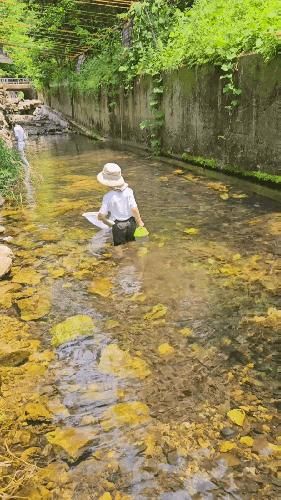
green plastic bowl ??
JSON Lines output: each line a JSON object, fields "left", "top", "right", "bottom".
{"left": 134, "top": 226, "right": 149, "bottom": 238}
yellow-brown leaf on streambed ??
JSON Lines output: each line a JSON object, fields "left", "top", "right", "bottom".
{"left": 207, "top": 181, "right": 229, "bottom": 192}
{"left": 220, "top": 193, "right": 229, "bottom": 201}
{"left": 240, "top": 436, "right": 254, "bottom": 447}
{"left": 102, "top": 402, "right": 150, "bottom": 430}
{"left": 184, "top": 173, "right": 199, "bottom": 182}
{"left": 88, "top": 277, "right": 113, "bottom": 298}
{"left": 144, "top": 304, "right": 167, "bottom": 321}
{"left": 232, "top": 253, "right": 241, "bottom": 261}
{"left": 23, "top": 402, "right": 52, "bottom": 422}
{"left": 105, "top": 319, "right": 120, "bottom": 330}
{"left": 183, "top": 227, "right": 199, "bottom": 235}
{"left": 269, "top": 443, "right": 281, "bottom": 456}
{"left": 47, "top": 266, "right": 65, "bottom": 279}
{"left": 179, "top": 327, "right": 192, "bottom": 337}
{"left": 158, "top": 343, "right": 175, "bottom": 356}
{"left": 98, "top": 344, "right": 150, "bottom": 379}
{"left": 99, "top": 494, "right": 112, "bottom": 500}
{"left": 220, "top": 441, "right": 237, "bottom": 453}
{"left": 219, "top": 264, "right": 240, "bottom": 276}
{"left": 51, "top": 315, "right": 95, "bottom": 347}
{"left": 12, "top": 268, "right": 42, "bottom": 285}
{"left": 17, "top": 292, "right": 51, "bottom": 321}
{"left": 246, "top": 307, "right": 281, "bottom": 330}
{"left": 227, "top": 408, "right": 246, "bottom": 427}
{"left": 46, "top": 427, "right": 97, "bottom": 461}
{"left": 130, "top": 292, "right": 147, "bottom": 303}
{"left": 232, "top": 193, "right": 248, "bottom": 199}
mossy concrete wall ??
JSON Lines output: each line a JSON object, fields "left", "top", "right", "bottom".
{"left": 44, "top": 55, "right": 281, "bottom": 174}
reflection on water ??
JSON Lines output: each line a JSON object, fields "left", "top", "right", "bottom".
{"left": 2, "top": 134, "right": 281, "bottom": 498}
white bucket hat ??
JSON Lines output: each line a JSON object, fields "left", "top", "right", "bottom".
{"left": 97, "top": 163, "right": 126, "bottom": 188}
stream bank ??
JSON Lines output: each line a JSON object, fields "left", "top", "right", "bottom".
{"left": 0, "top": 135, "right": 280, "bottom": 498}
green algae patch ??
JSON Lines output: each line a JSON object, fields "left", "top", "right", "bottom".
{"left": 50, "top": 315, "right": 95, "bottom": 347}
{"left": 181, "top": 153, "right": 281, "bottom": 188}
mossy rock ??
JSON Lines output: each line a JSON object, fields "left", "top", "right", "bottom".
{"left": 50, "top": 315, "right": 95, "bottom": 347}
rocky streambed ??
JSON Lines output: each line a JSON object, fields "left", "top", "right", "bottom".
{"left": 0, "top": 135, "right": 280, "bottom": 499}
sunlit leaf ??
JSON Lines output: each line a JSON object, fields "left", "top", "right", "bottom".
{"left": 51, "top": 315, "right": 95, "bottom": 347}
{"left": 220, "top": 193, "right": 229, "bottom": 200}
{"left": 240, "top": 436, "right": 254, "bottom": 447}
{"left": 158, "top": 343, "right": 175, "bottom": 356}
{"left": 184, "top": 227, "right": 199, "bottom": 235}
{"left": 220, "top": 441, "right": 237, "bottom": 452}
{"left": 144, "top": 304, "right": 167, "bottom": 321}
{"left": 227, "top": 408, "right": 246, "bottom": 427}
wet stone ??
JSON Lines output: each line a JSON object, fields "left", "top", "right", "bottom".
{"left": 2, "top": 236, "right": 14, "bottom": 243}
{"left": 0, "top": 349, "right": 30, "bottom": 367}
{"left": 167, "top": 451, "right": 179, "bottom": 466}
{"left": 220, "top": 427, "right": 237, "bottom": 438}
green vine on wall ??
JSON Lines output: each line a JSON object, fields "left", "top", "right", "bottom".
{"left": 140, "top": 74, "right": 165, "bottom": 155}
{"left": 220, "top": 59, "right": 242, "bottom": 111}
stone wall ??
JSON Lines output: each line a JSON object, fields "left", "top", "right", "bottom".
{"left": 44, "top": 55, "right": 281, "bottom": 174}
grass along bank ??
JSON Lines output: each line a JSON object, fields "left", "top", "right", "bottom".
{"left": 0, "top": 139, "right": 23, "bottom": 202}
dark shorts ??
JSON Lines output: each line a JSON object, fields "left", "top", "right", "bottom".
{"left": 112, "top": 217, "right": 137, "bottom": 246}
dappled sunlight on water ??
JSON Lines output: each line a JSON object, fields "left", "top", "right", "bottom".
{"left": 0, "top": 135, "right": 280, "bottom": 498}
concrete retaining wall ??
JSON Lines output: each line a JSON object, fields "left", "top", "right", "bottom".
{"left": 44, "top": 55, "right": 281, "bottom": 174}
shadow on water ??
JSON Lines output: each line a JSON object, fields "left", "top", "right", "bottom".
{"left": 2, "top": 134, "right": 281, "bottom": 498}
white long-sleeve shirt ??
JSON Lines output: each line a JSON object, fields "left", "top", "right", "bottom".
{"left": 14, "top": 125, "right": 27, "bottom": 142}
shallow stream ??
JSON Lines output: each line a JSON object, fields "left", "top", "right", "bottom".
{"left": 1, "top": 135, "right": 280, "bottom": 499}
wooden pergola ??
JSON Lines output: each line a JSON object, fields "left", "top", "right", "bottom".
{"left": 0, "top": 0, "right": 135, "bottom": 59}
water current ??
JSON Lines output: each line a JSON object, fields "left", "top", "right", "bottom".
{"left": 1, "top": 134, "right": 280, "bottom": 499}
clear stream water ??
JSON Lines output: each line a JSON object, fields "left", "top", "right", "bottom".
{"left": 2, "top": 135, "right": 281, "bottom": 499}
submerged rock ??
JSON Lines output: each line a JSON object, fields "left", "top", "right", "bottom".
{"left": 0, "top": 349, "right": 30, "bottom": 367}
{"left": 2, "top": 236, "right": 14, "bottom": 243}
{"left": 46, "top": 427, "right": 97, "bottom": 462}
{"left": 50, "top": 314, "right": 95, "bottom": 347}
{"left": 0, "top": 226, "right": 5, "bottom": 234}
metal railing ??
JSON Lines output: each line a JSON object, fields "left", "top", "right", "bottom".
{"left": 0, "top": 78, "right": 30, "bottom": 85}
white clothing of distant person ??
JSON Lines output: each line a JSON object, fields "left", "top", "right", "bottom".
{"left": 14, "top": 124, "right": 29, "bottom": 166}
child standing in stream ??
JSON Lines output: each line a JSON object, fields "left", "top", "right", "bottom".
{"left": 97, "top": 163, "right": 144, "bottom": 246}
